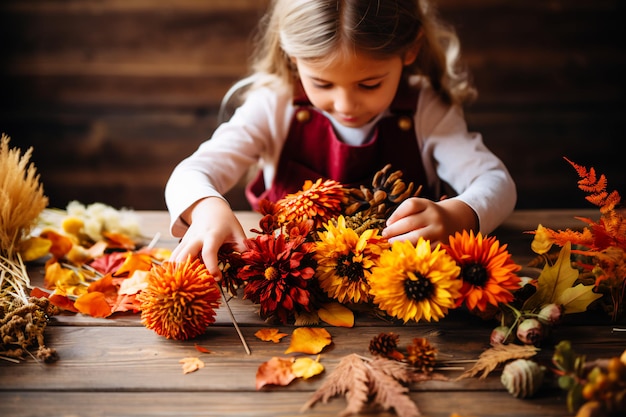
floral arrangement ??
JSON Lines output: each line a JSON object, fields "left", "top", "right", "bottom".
{"left": 212, "top": 164, "right": 523, "bottom": 328}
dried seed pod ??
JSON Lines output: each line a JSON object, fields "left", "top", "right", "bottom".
{"left": 501, "top": 359, "right": 545, "bottom": 398}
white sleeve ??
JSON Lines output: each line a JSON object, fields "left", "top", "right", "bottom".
{"left": 416, "top": 88, "right": 517, "bottom": 235}
{"left": 165, "top": 86, "right": 293, "bottom": 237}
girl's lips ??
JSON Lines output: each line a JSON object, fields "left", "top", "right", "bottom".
{"left": 336, "top": 114, "right": 359, "bottom": 124}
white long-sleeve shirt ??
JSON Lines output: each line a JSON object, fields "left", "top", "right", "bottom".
{"left": 165, "top": 77, "right": 517, "bottom": 238}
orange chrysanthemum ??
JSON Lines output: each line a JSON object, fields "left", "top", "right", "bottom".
{"left": 443, "top": 230, "right": 522, "bottom": 313}
{"left": 139, "top": 258, "right": 221, "bottom": 340}
{"left": 275, "top": 178, "right": 346, "bottom": 229}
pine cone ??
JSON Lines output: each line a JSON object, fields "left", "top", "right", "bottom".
{"left": 406, "top": 337, "right": 437, "bottom": 373}
{"left": 342, "top": 212, "right": 387, "bottom": 235}
{"left": 369, "top": 332, "right": 404, "bottom": 361}
{"left": 344, "top": 164, "right": 422, "bottom": 219}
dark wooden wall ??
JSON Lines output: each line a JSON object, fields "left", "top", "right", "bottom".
{"left": 1, "top": 0, "right": 624, "bottom": 212}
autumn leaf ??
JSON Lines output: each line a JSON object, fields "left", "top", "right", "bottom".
{"left": 74, "top": 291, "right": 112, "bottom": 318}
{"left": 19, "top": 236, "right": 52, "bottom": 261}
{"left": 102, "top": 231, "right": 137, "bottom": 250}
{"left": 285, "top": 327, "right": 332, "bottom": 354}
{"left": 180, "top": 357, "right": 204, "bottom": 374}
{"left": 302, "top": 354, "right": 420, "bottom": 417}
{"left": 255, "top": 328, "right": 288, "bottom": 343}
{"left": 194, "top": 343, "right": 212, "bottom": 354}
{"left": 292, "top": 356, "right": 324, "bottom": 379}
{"left": 118, "top": 270, "right": 150, "bottom": 295}
{"left": 113, "top": 252, "right": 153, "bottom": 277}
{"left": 40, "top": 229, "right": 74, "bottom": 259}
{"left": 457, "top": 344, "right": 539, "bottom": 380}
{"left": 555, "top": 284, "right": 602, "bottom": 314}
{"left": 89, "top": 251, "right": 127, "bottom": 275}
{"left": 256, "top": 357, "right": 296, "bottom": 390}
{"left": 522, "top": 242, "right": 579, "bottom": 312}
{"left": 317, "top": 302, "right": 354, "bottom": 327}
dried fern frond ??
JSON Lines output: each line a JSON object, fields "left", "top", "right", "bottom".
{"left": 457, "top": 344, "right": 539, "bottom": 380}
{"left": 0, "top": 133, "right": 48, "bottom": 254}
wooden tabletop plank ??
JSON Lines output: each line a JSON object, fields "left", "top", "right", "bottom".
{"left": 0, "top": 390, "right": 577, "bottom": 417}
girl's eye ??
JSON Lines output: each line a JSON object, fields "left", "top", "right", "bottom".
{"left": 313, "top": 83, "right": 332, "bottom": 89}
{"left": 360, "top": 83, "right": 381, "bottom": 90}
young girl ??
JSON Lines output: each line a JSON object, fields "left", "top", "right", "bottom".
{"left": 166, "top": 0, "right": 517, "bottom": 278}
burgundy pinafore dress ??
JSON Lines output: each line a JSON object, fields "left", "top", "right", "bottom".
{"left": 245, "top": 81, "right": 432, "bottom": 209}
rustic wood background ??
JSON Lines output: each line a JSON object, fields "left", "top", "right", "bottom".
{"left": 1, "top": 0, "right": 624, "bottom": 211}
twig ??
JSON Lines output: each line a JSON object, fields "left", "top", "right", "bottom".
{"left": 217, "top": 284, "right": 251, "bottom": 355}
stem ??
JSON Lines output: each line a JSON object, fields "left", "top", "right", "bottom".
{"left": 217, "top": 284, "right": 251, "bottom": 355}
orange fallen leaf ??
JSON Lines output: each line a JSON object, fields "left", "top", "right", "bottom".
{"left": 194, "top": 343, "right": 212, "bottom": 354}
{"left": 103, "top": 231, "right": 137, "bottom": 250}
{"left": 285, "top": 327, "right": 332, "bottom": 354}
{"left": 113, "top": 252, "right": 153, "bottom": 277}
{"left": 317, "top": 302, "right": 355, "bottom": 327}
{"left": 256, "top": 357, "right": 296, "bottom": 390}
{"left": 292, "top": 356, "right": 324, "bottom": 379}
{"left": 255, "top": 328, "right": 288, "bottom": 343}
{"left": 40, "top": 229, "right": 74, "bottom": 259}
{"left": 74, "top": 291, "right": 112, "bottom": 318}
{"left": 180, "top": 357, "right": 205, "bottom": 374}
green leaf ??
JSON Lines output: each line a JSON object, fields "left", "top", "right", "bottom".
{"left": 522, "top": 242, "right": 579, "bottom": 311}
{"left": 556, "top": 284, "right": 603, "bottom": 314}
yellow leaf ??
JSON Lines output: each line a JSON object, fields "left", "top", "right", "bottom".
{"left": 285, "top": 327, "right": 332, "bottom": 354}
{"left": 317, "top": 302, "right": 354, "bottom": 327}
{"left": 292, "top": 356, "right": 324, "bottom": 379}
{"left": 19, "top": 236, "right": 52, "bottom": 261}
{"left": 255, "top": 328, "right": 288, "bottom": 343}
{"left": 180, "top": 357, "right": 204, "bottom": 374}
{"left": 522, "top": 242, "right": 579, "bottom": 312}
{"left": 556, "top": 283, "right": 603, "bottom": 314}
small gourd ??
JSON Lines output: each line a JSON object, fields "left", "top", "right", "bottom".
{"left": 501, "top": 358, "right": 545, "bottom": 398}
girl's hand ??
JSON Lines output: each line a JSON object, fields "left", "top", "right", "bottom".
{"left": 382, "top": 197, "right": 478, "bottom": 246}
{"left": 169, "top": 197, "right": 247, "bottom": 279}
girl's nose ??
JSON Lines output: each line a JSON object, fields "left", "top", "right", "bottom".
{"left": 333, "top": 89, "right": 357, "bottom": 114}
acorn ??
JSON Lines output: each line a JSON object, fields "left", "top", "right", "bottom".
{"left": 501, "top": 359, "right": 545, "bottom": 398}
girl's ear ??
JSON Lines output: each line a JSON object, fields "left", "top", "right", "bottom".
{"left": 403, "top": 31, "right": 423, "bottom": 66}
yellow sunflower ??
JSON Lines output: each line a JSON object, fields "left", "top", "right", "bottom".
{"left": 369, "top": 238, "right": 461, "bottom": 322}
{"left": 443, "top": 230, "right": 522, "bottom": 313}
{"left": 314, "top": 216, "right": 389, "bottom": 304}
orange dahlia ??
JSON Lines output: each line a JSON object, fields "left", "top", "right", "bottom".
{"left": 369, "top": 238, "right": 461, "bottom": 322}
{"left": 443, "top": 230, "right": 522, "bottom": 313}
{"left": 275, "top": 178, "right": 345, "bottom": 229}
{"left": 139, "top": 257, "right": 221, "bottom": 340}
{"left": 238, "top": 226, "right": 317, "bottom": 324}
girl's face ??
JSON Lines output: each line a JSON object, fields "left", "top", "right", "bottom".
{"left": 293, "top": 50, "right": 416, "bottom": 128}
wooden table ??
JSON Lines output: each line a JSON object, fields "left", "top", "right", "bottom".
{"left": 1, "top": 210, "right": 624, "bottom": 417}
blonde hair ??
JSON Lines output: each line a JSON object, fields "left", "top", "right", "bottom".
{"left": 250, "top": 0, "right": 476, "bottom": 105}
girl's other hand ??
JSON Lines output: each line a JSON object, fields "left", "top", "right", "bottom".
{"left": 169, "top": 197, "right": 247, "bottom": 280}
{"left": 382, "top": 197, "right": 478, "bottom": 246}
